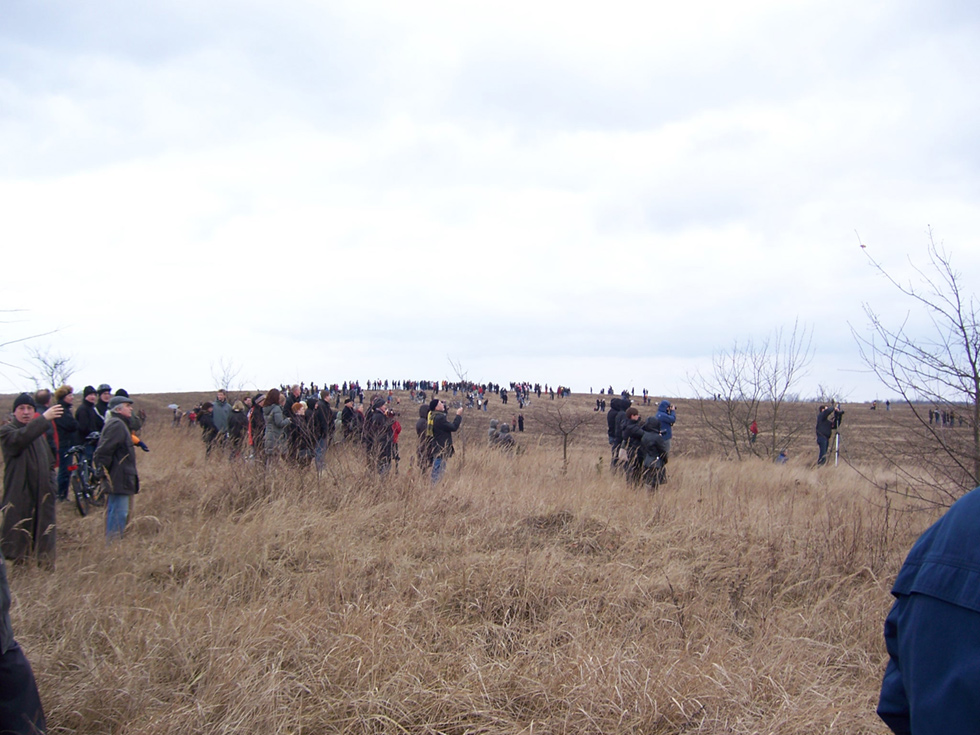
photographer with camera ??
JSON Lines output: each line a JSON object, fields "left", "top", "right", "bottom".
{"left": 815, "top": 403, "right": 843, "bottom": 466}
{"left": 426, "top": 398, "right": 463, "bottom": 484}
{"left": 655, "top": 400, "right": 676, "bottom": 454}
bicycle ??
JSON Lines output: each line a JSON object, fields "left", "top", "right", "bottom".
{"left": 64, "top": 432, "right": 106, "bottom": 517}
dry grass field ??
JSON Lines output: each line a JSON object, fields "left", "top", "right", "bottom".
{"left": 1, "top": 390, "right": 952, "bottom": 734}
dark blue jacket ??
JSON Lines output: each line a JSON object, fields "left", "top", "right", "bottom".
{"left": 878, "top": 485, "right": 980, "bottom": 733}
{"left": 655, "top": 400, "right": 676, "bottom": 441}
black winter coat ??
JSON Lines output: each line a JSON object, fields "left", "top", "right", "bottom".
{"left": 75, "top": 400, "right": 104, "bottom": 441}
{"left": 430, "top": 410, "right": 462, "bottom": 458}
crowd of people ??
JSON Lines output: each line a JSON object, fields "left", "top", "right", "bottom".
{"left": 0, "top": 383, "right": 147, "bottom": 733}
{"left": 604, "top": 395, "right": 676, "bottom": 489}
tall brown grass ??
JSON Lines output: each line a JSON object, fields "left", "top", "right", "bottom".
{"left": 3, "top": 392, "right": 937, "bottom": 733}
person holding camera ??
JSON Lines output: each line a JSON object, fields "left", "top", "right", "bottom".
{"left": 1, "top": 394, "right": 63, "bottom": 566}
{"left": 815, "top": 403, "right": 842, "bottom": 466}
{"left": 426, "top": 399, "right": 463, "bottom": 484}
{"left": 655, "top": 400, "right": 676, "bottom": 454}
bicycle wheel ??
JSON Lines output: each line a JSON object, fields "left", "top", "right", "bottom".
{"left": 71, "top": 472, "right": 90, "bottom": 517}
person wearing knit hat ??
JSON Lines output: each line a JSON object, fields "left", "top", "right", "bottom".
{"left": 426, "top": 398, "right": 463, "bottom": 484}
{"left": 1, "top": 393, "right": 63, "bottom": 565}
{"left": 74, "top": 385, "right": 104, "bottom": 467}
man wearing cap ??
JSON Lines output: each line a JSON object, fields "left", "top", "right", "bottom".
{"left": 94, "top": 395, "right": 140, "bottom": 542}
{"left": 0, "top": 393, "right": 63, "bottom": 565}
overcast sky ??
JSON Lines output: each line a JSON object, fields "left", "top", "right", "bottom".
{"left": 2, "top": 0, "right": 979, "bottom": 399}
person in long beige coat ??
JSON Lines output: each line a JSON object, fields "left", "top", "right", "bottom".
{"left": 1, "top": 393, "right": 63, "bottom": 567}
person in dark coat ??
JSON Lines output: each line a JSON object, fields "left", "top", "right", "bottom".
{"left": 227, "top": 401, "right": 248, "bottom": 459}
{"left": 74, "top": 385, "right": 104, "bottom": 463}
{"left": 0, "top": 554, "right": 47, "bottom": 733}
{"left": 341, "top": 397, "right": 358, "bottom": 441}
{"left": 607, "top": 397, "right": 630, "bottom": 470}
{"left": 312, "top": 391, "right": 335, "bottom": 473}
{"left": 284, "top": 402, "right": 314, "bottom": 466}
{"left": 248, "top": 394, "right": 266, "bottom": 459}
{"left": 1, "top": 394, "right": 62, "bottom": 566}
{"left": 94, "top": 395, "right": 140, "bottom": 542}
{"left": 198, "top": 402, "right": 219, "bottom": 458}
{"left": 815, "top": 403, "right": 841, "bottom": 466}
{"left": 362, "top": 396, "right": 394, "bottom": 475}
{"left": 415, "top": 403, "right": 433, "bottom": 473}
{"left": 95, "top": 384, "right": 112, "bottom": 421}
{"left": 427, "top": 398, "right": 463, "bottom": 484}
{"left": 52, "top": 385, "right": 79, "bottom": 501}
{"left": 878, "top": 484, "right": 980, "bottom": 733}
{"left": 619, "top": 407, "right": 645, "bottom": 486}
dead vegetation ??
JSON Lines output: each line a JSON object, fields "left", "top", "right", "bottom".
{"left": 3, "top": 390, "right": 941, "bottom": 733}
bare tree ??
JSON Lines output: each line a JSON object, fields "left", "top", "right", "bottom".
{"left": 537, "top": 400, "right": 598, "bottom": 473}
{"left": 690, "top": 321, "right": 813, "bottom": 460}
{"left": 0, "top": 310, "right": 58, "bottom": 383}
{"left": 852, "top": 229, "right": 980, "bottom": 505}
{"left": 25, "top": 345, "right": 77, "bottom": 390}
{"left": 211, "top": 357, "right": 243, "bottom": 392}
{"left": 447, "top": 355, "right": 468, "bottom": 385}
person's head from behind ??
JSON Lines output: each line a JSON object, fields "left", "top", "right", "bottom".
{"left": 265, "top": 388, "right": 282, "bottom": 408}
{"left": 34, "top": 389, "right": 51, "bottom": 408}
